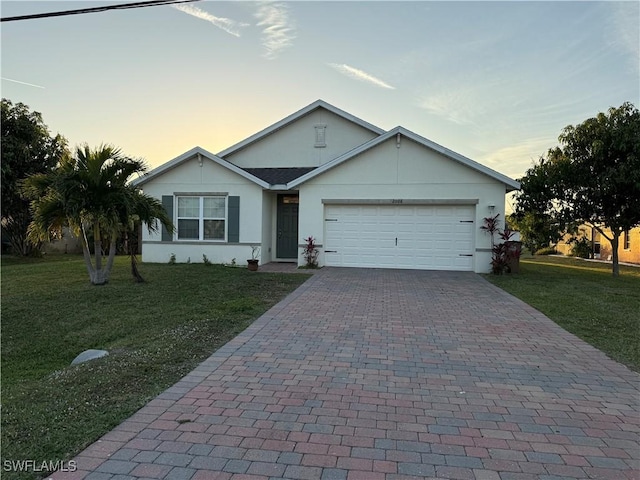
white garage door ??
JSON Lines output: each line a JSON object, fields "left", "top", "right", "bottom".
{"left": 324, "top": 204, "right": 475, "bottom": 271}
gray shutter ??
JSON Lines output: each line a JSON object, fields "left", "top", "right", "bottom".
{"left": 161, "top": 195, "right": 173, "bottom": 242}
{"left": 228, "top": 196, "right": 240, "bottom": 243}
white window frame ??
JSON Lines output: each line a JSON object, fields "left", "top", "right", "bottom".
{"left": 176, "top": 195, "right": 227, "bottom": 242}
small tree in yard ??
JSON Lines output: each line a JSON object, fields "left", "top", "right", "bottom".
{"left": 24, "top": 144, "right": 174, "bottom": 285}
{"left": 515, "top": 102, "right": 640, "bottom": 276}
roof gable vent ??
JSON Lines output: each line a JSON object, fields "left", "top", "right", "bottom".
{"left": 314, "top": 124, "right": 326, "bottom": 148}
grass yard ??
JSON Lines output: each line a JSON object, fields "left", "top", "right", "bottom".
{"left": 1, "top": 255, "right": 309, "bottom": 480}
{"left": 485, "top": 255, "right": 640, "bottom": 372}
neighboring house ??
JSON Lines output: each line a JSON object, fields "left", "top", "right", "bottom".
{"left": 556, "top": 225, "right": 640, "bottom": 264}
{"left": 133, "top": 100, "right": 520, "bottom": 273}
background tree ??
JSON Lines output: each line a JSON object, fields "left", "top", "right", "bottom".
{"left": 507, "top": 211, "right": 565, "bottom": 254}
{"left": 1, "top": 98, "right": 69, "bottom": 255}
{"left": 515, "top": 102, "right": 640, "bottom": 276}
{"left": 24, "top": 144, "right": 173, "bottom": 285}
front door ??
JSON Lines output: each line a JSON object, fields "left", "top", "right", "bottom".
{"left": 276, "top": 194, "right": 299, "bottom": 259}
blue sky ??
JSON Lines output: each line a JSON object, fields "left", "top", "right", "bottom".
{"left": 2, "top": 1, "right": 638, "bottom": 184}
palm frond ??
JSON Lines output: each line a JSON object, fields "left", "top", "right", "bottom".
{"left": 26, "top": 143, "right": 173, "bottom": 280}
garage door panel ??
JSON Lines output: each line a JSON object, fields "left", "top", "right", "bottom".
{"left": 396, "top": 224, "right": 415, "bottom": 235}
{"left": 416, "top": 208, "right": 435, "bottom": 217}
{"left": 377, "top": 255, "right": 398, "bottom": 265}
{"left": 359, "top": 221, "right": 377, "bottom": 232}
{"left": 378, "top": 213, "right": 396, "bottom": 220}
{"left": 432, "top": 233, "right": 452, "bottom": 243}
{"left": 453, "top": 257, "right": 473, "bottom": 269}
{"left": 436, "top": 207, "right": 455, "bottom": 216}
{"left": 378, "top": 223, "right": 397, "bottom": 233}
{"left": 451, "top": 241, "right": 471, "bottom": 252}
{"left": 341, "top": 207, "right": 360, "bottom": 216}
{"left": 399, "top": 237, "right": 429, "bottom": 246}
{"left": 454, "top": 225, "right": 473, "bottom": 235}
{"left": 398, "top": 208, "right": 417, "bottom": 217}
{"left": 325, "top": 204, "right": 475, "bottom": 271}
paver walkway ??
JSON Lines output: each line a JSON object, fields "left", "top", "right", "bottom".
{"left": 50, "top": 269, "right": 639, "bottom": 480}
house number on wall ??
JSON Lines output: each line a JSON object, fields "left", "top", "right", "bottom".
{"left": 391, "top": 199, "right": 403, "bottom": 204}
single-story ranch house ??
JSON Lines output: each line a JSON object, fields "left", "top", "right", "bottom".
{"left": 133, "top": 100, "right": 520, "bottom": 273}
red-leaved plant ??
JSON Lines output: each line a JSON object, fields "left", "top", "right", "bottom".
{"left": 301, "top": 236, "right": 319, "bottom": 268}
{"left": 481, "top": 215, "right": 522, "bottom": 274}
{"left": 480, "top": 214, "right": 501, "bottom": 247}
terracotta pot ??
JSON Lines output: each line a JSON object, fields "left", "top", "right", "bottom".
{"left": 247, "top": 259, "right": 259, "bottom": 271}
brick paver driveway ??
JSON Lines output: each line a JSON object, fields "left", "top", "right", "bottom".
{"left": 52, "top": 269, "right": 639, "bottom": 480}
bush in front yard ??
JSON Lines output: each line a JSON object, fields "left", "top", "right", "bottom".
{"left": 570, "top": 237, "right": 592, "bottom": 258}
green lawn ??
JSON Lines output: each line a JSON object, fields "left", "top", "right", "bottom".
{"left": 1, "top": 255, "right": 309, "bottom": 480}
{"left": 485, "top": 255, "right": 640, "bottom": 372}
{"left": 3, "top": 254, "right": 638, "bottom": 479}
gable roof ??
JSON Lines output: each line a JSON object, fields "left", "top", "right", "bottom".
{"left": 132, "top": 146, "right": 269, "bottom": 188}
{"left": 217, "top": 99, "right": 386, "bottom": 159}
{"left": 287, "top": 126, "right": 521, "bottom": 192}
{"left": 243, "top": 167, "right": 317, "bottom": 185}
{"left": 133, "top": 102, "right": 519, "bottom": 192}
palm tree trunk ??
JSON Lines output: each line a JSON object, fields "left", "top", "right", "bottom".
{"left": 130, "top": 251, "right": 144, "bottom": 283}
{"left": 126, "top": 229, "right": 145, "bottom": 283}
{"left": 81, "top": 240, "right": 96, "bottom": 281}
{"left": 103, "top": 237, "right": 117, "bottom": 282}
{"left": 94, "top": 222, "right": 102, "bottom": 272}
{"left": 87, "top": 223, "right": 113, "bottom": 285}
{"left": 80, "top": 225, "right": 97, "bottom": 282}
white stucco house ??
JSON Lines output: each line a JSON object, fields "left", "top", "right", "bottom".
{"left": 133, "top": 100, "right": 520, "bottom": 273}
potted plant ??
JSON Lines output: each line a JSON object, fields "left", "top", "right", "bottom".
{"left": 247, "top": 245, "right": 260, "bottom": 271}
{"left": 502, "top": 229, "right": 522, "bottom": 273}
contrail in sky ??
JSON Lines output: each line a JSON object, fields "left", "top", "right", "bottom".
{"left": 328, "top": 63, "right": 395, "bottom": 90}
{"left": 1, "top": 77, "right": 45, "bottom": 89}
{"left": 172, "top": 3, "right": 248, "bottom": 37}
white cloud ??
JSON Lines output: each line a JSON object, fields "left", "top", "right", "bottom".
{"left": 255, "top": 2, "right": 296, "bottom": 59}
{"left": 479, "top": 137, "right": 553, "bottom": 179}
{"left": 328, "top": 63, "right": 395, "bottom": 90}
{"left": 172, "top": 4, "right": 249, "bottom": 37}
{"left": 606, "top": 2, "right": 640, "bottom": 73}
{"left": 418, "top": 87, "right": 483, "bottom": 126}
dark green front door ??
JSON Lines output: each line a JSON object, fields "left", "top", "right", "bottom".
{"left": 277, "top": 194, "right": 299, "bottom": 259}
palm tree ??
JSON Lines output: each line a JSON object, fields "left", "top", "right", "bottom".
{"left": 24, "top": 144, "right": 173, "bottom": 285}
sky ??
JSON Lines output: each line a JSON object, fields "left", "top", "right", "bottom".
{"left": 2, "top": 0, "right": 639, "bottom": 186}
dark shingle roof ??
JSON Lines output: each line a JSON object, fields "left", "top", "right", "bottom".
{"left": 243, "top": 167, "right": 317, "bottom": 185}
